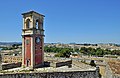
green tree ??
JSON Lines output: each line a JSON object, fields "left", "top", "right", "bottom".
{"left": 80, "top": 47, "right": 88, "bottom": 55}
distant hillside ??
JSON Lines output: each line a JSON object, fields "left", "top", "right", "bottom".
{"left": 0, "top": 42, "right": 22, "bottom": 45}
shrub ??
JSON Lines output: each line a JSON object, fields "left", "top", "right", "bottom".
{"left": 90, "top": 60, "right": 96, "bottom": 67}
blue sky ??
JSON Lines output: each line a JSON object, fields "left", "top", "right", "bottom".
{"left": 0, "top": 0, "right": 120, "bottom": 44}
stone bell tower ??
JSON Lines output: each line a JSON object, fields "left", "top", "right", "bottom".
{"left": 22, "top": 11, "right": 45, "bottom": 68}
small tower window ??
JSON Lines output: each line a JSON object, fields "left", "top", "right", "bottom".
{"left": 36, "top": 19, "right": 39, "bottom": 29}
{"left": 26, "top": 19, "right": 31, "bottom": 29}
{"left": 26, "top": 39, "right": 30, "bottom": 45}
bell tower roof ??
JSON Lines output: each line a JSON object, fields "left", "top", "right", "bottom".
{"left": 22, "top": 10, "right": 45, "bottom": 17}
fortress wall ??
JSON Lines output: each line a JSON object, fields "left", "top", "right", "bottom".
{"left": 0, "top": 70, "right": 100, "bottom": 78}
{"left": 2, "top": 62, "right": 21, "bottom": 70}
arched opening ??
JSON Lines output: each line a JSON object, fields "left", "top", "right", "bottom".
{"left": 26, "top": 59, "right": 30, "bottom": 67}
{"left": 26, "top": 19, "right": 30, "bottom": 29}
{"left": 36, "top": 19, "right": 39, "bottom": 29}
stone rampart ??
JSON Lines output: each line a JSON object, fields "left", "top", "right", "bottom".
{"left": 0, "top": 70, "right": 100, "bottom": 78}
{"left": 2, "top": 62, "right": 21, "bottom": 70}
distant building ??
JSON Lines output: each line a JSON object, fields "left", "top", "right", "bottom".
{"left": 2, "top": 55, "right": 22, "bottom": 63}
{"left": 70, "top": 52, "right": 82, "bottom": 58}
{"left": 104, "top": 55, "right": 118, "bottom": 58}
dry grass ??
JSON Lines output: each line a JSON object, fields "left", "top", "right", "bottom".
{"left": 108, "top": 60, "right": 120, "bottom": 74}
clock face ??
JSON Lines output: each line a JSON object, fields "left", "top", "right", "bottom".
{"left": 36, "top": 37, "right": 40, "bottom": 43}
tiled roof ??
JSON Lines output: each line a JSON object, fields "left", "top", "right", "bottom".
{"left": 22, "top": 10, "right": 45, "bottom": 17}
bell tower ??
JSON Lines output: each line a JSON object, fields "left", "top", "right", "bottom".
{"left": 22, "top": 11, "right": 45, "bottom": 68}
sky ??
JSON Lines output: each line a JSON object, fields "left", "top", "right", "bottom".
{"left": 0, "top": 0, "right": 120, "bottom": 44}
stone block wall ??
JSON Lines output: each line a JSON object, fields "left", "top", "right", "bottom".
{"left": 105, "top": 63, "right": 113, "bottom": 78}
{"left": 2, "top": 62, "right": 21, "bottom": 70}
{"left": 0, "top": 70, "right": 100, "bottom": 78}
{"left": 44, "top": 60, "right": 72, "bottom": 68}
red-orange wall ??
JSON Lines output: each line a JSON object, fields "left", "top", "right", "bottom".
{"left": 35, "top": 35, "right": 43, "bottom": 65}
{"left": 24, "top": 36, "right": 31, "bottom": 65}
{"left": 24, "top": 35, "right": 43, "bottom": 66}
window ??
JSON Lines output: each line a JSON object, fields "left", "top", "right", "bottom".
{"left": 40, "top": 46, "right": 42, "bottom": 49}
{"left": 36, "top": 19, "right": 39, "bottom": 29}
{"left": 26, "top": 39, "right": 30, "bottom": 45}
{"left": 26, "top": 19, "right": 31, "bottom": 28}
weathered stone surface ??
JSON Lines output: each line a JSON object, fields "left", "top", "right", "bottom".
{"left": 2, "top": 62, "right": 21, "bottom": 70}
{"left": 0, "top": 70, "right": 100, "bottom": 78}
